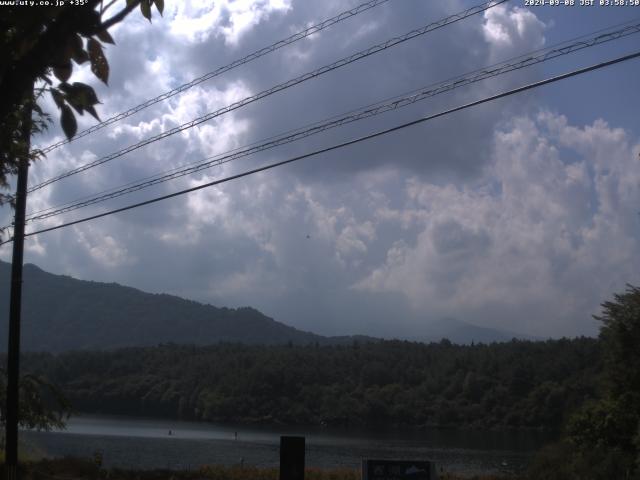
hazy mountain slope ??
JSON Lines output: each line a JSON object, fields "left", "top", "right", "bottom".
{"left": 0, "top": 261, "right": 327, "bottom": 352}
{"left": 0, "top": 261, "right": 532, "bottom": 351}
{"left": 414, "top": 317, "right": 540, "bottom": 344}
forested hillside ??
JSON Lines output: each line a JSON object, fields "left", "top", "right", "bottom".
{"left": 0, "top": 261, "right": 334, "bottom": 351}
{"left": 0, "top": 261, "right": 532, "bottom": 350}
{"left": 21, "top": 338, "right": 601, "bottom": 430}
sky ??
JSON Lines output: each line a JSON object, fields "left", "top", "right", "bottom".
{"left": 1, "top": 0, "right": 640, "bottom": 339}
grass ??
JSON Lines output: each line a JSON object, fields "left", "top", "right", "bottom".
{"left": 0, "top": 458, "right": 524, "bottom": 480}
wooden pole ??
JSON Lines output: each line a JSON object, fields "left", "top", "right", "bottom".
{"left": 5, "top": 101, "right": 31, "bottom": 480}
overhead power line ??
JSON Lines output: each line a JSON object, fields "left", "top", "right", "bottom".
{"left": 28, "top": 0, "right": 508, "bottom": 193}
{"left": 37, "top": 0, "right": 392, "bottom": 155}
{"left": 22, "top": 19, "right": 640, "bottom": 224}
{"left": 2, "top": 49, "right": 637, "bottom": 246}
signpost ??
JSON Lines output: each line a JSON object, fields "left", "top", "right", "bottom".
{"left": 280, "top": 436, "right": 305, "bottom": 480}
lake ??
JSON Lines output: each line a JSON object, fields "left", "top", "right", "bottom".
{"left": 21, "top": 415, "right": 555, "bottom": 476}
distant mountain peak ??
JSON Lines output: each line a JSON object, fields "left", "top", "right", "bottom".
{"left": 414, "top": 316, "right": 538, "bottom": 345}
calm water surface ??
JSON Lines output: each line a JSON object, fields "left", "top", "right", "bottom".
{"left": 22, "top": 415, "right": 556, "bottom": 476}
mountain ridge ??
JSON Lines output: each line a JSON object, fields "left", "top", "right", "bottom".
{"left": 411, "top": 317, "right": 541, "bottom": 344}
{"left": 0, "top": 261, "right": 339, "bottom": 352}
{"left": 0, "top": 260, "right": 534, "bottom": 352}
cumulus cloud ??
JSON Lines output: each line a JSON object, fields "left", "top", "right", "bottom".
{"left": 168, "top": 0, "right": 291, "bottom": 45}
{"left": 77, "top": 230, "right": 136, "bottom": 269}
{"left": 1, "top": 1, "right": 637, "bottom": 341}
{"left": 482, "top": 4, "right": 547, "bottom": 60}
{"left": 355, "top": 111, "right": 640, "bottom": 337}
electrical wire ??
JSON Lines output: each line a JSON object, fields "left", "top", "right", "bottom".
{"left": 2, "top": 49, "right": 637, "bottom": 246}
{"left": 27, "top": 0, "right": 508, "bottom": 193}
{"left": 21, "top": 19, "right": 640, "bottom": 224}
{"left": 36, "top": 0, "right": 392, "bottom": 155}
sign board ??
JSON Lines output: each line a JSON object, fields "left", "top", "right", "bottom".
{"left": 280, "top": 436, "right": 305, "bottom": 480}
{"left": 362, "top": 459, "right": 437, "bottom": 480}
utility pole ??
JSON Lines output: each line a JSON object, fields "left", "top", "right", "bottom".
{"left": 5, "top": 101, "right": 32, "bottom": 480}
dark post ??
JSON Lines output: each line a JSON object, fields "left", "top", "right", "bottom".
{"left": 5, "top": 103, "right": 31, "bottom": 480}
{"left": 279, "top": 436, "right": 305, "bottom": 480}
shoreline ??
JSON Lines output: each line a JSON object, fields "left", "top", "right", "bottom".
{"left": 55, "top": 411, "right": 563, "bottom": 435}
{"left": 21, "top": 415, "right": 537, "bottom": 478}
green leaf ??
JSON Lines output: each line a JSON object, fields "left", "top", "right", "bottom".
{"left": 64, "top": 82, "right": 101, "bottom": 115}
{"left": 154, "top": 0, "right": 164, "bottom": 15}
{"left": 87, "top": 38, "right": 109, "bottom": 85}
{"left": 96, "top": 29, "right": 115, "bottom": 45}
{"left": 60, "top": 104, "right": 77, "bottom": 140}
{"left": 73, "top": 49, "right": 90, "bottom": 65}
{"left": 66, "top": 98, "right": 85, "bottom": 116}
{"left": 70, "top": 82, "right": 100, "bottom": 106}
{"left": 76, "top": 9, "right": 102, "bottom": 37}
{"left": 57, "top": 82, "right": 72, "bottom": 95}
{"left": 85, "top": 105, "right": 100, "bottom": 122}
{"left": 141, "top": 0, "right": 152, "bottom": 21}
{"left": 51, "top": 89, "right": 65, "bottom": 109}
{"left": 53, "top": 60, "right": 72, "bottom": 82}
{"left": 70, "top": 34, "right": 89, "bottom": 64}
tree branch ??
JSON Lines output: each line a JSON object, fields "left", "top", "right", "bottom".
{"left": 101, "top": 0, "right": 119, "bottom": 15}
{"left": 100, "top": 0, "right": 141, "bottom": 31}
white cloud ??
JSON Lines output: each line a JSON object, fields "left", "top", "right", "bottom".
{"left": 76, "top": 227, "right": 136, "bottom": 268}
{"left": 292, "top": 185, "right": 376, "bottom": 267}
{"left": 356, "top": 111, "right": 640, "bottom": 337}
{"left": 482, "top": 5, "right": 546, "bottom": 60}
{"left": 168, "top": 0, "right": 291, "bottom": 45}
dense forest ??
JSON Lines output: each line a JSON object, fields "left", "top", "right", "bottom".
{"left": 19, "top": 337, "right": 601, "bottom": 431}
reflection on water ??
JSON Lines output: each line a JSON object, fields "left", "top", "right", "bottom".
{"left": 21, "top": 414, "right": 556, "bottom": 476}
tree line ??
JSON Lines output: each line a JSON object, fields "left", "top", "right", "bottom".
{"left": 17, "top": 336, "right": 601, "bottom": 431}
